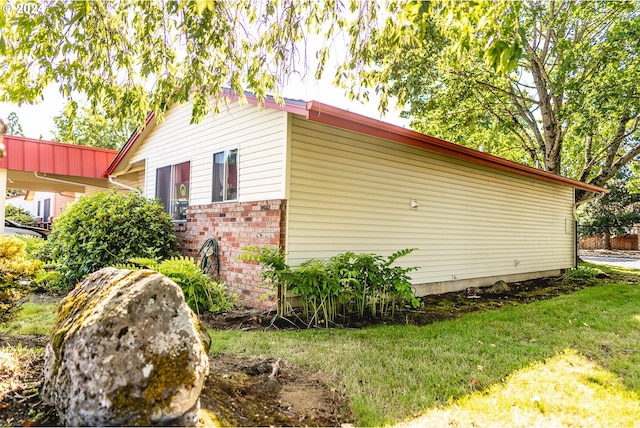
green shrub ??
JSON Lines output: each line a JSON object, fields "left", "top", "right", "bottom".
{"left": 241, "top": 246, "right": 419, "bottom": 327}
{"left": 48, "top": 190, "right": 178, "bottom": 288}
{"left": 15, "top": 235, "right": 52, "bottom": 263}
{"left": 0, "top": 236, "right": 42, "bottom": 323}
{"left": 5, "top": 204, "right": 36, "bottom": 225}
{"left": 123, "top": 256, "right": 238, "bottom": 315}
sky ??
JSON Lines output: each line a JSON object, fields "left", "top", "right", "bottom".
{"left": 0, "top": 73, "right": 410, "bottom": 141}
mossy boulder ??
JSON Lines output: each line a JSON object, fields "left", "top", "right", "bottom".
{"left": 42, "top": 267, "right": 211, "bottom": 426}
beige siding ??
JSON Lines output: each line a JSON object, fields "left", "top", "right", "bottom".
{"left": 287, "top": 116, "right": 575, "bottom": 291}
{"left": 131, "top": 101, "right": 288, "bottom": 204}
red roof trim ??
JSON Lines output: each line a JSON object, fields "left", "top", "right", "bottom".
{"left": 304, "top": 101, "right": 606, "bottom": 194}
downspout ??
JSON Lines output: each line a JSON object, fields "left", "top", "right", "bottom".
{"left": 34, "top": 172, "right": 110, "bottom": 189}
{"left": 108, "top": 176, "right": 140, "bottom": 193}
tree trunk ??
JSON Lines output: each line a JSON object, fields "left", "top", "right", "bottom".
{"left": 604, "top": 230, "right": 612, "bottom": 250}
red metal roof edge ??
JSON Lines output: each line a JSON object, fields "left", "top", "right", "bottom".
{"left": 105, "top": 111, "right": 156, "bottom": 176}
{"left": 2, "top": 135, "right": 118, "bottom": 154}
{"left": 304, "top": 101, "right": 606, "bottom": 194}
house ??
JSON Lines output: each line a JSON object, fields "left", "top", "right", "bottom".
{"left": 106, "top": 93, "right": 605, "bottom": 308}
{"left": 0, "top": 136, "right": 117, "bottom": 236}
{"left": 6, "top": 191, "right": 76, "bottom": 228}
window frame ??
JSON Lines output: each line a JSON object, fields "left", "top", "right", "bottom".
{"left": 212, "top": 148, "right": 238, "bottom": 203}
{"left": 155, "top": 161, "right": 191, "bottom": 221}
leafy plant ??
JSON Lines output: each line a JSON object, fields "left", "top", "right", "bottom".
{"left": 239, "top": 246, "right": 292, "bottom": 317}
{"left": 14, "top": 235, "right": 52, "bottom": 263}
{"left": 0, "top": 236, "right": 42, "bottom": 323}
{"left": 48, "top": 190, "right": 178, "bottom": 289}
{"left": 241, "top": 246, "right": 419, "bottom": 327}
{"left": 120, "top": 256, "right": 238, "bottom": 315}
{"left": 5, "top": 205, "right": 36, "bottom": 226}
{"left": 562, "top": 266, "right": 601, "bottom": 284}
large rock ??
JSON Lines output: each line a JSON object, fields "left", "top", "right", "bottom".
{"left": 42, "top": 267, "right": 211, "bottom": 426}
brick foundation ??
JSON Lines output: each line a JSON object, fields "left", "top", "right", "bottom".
{"left": 175, "top": 199, "right": 286, "bottom": 309}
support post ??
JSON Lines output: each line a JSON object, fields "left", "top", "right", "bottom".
{"left": 0, "top": 168, "right": 6, "bottom": 236}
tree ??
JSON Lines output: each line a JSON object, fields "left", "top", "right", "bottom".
{"left": 578, "top": 171, "right": 640, "bottom": 250}
{"left": 0, "top": 0, "right": 353, "bottom": 128}
{"left": 343, "top": 1, "right": 640, "bottom": 203}
{"left": 0, "top": 1, "right": 518, "bottom": 128}
{"left": 5, "top": 111, "right": 23, "bottom": 136}
{"left": 52, "top": 103, "right": 135, "bottom": 150}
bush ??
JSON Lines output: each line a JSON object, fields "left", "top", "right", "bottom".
{"left": 123, "top": 257, "right": 238, "bottom": 315}
{"left": 5, "top": 204, "right": 36, "bottom": 226}
{"left": 15, "top": 235, "right": 52, "bottom": 263}
{"left": 0, "top": 236, "right": 42, "bottom": 323}
{"left": 48, "top": 190, "right": 178, "bottom": 288}
{"left": 241, "top": 247, "right": 419, "bottom": 327}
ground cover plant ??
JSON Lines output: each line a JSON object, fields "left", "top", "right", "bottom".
{"left": 1, "top": 262, "right": 639, "bottom": 426}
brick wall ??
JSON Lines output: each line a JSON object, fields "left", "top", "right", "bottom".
{"left": 579, "top": 234, "right": 639, "bottom": 251}
{"left": 175, "top": 199, "right": 286, "bottom": 309}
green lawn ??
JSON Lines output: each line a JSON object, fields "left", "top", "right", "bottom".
{"left": 209, "top": 270, "right": 640, "bottom": 426}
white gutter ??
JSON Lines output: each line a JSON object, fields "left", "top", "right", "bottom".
{"left": 108, "top": 176, "right": 140, "bottom": 192}
{"left": 34, "top": 172, "right": 110, "bottom": 189}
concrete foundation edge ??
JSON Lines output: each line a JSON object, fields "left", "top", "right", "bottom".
{"left": 413, "top": 269, "right": 565, "bottom": 297}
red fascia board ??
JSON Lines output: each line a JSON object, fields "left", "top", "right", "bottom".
{"left": 304, "top": 101, "right": 606, "bottom": 194}
{"left": 105, "top": 111, "right": 156, "bottom": 176}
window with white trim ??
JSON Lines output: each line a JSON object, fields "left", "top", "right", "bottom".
{"left": 155, "top": 161, "right": 190, "bottom": 220}
{"left": 212, "top": 149, "right": 238, "bottom": 202}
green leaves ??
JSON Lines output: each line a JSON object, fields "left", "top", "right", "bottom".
{"left": 48, "top": 190, "right": 178, "bottom": 288}
{"left": 242, "top": 246, "right": 419, "bottom": 327}
{"left": 124, "top": 256, "right": 238, "bottom": 315}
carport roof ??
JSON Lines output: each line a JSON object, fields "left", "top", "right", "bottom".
{"left": 0, "top": 136, "right": 116, "bottom": 178}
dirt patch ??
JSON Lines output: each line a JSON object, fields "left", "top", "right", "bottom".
{"left": 202, "top": 354, "right": 350, "bottom": 427}
{"left": 0, "top": 336, "right": 351, "bottom": 427}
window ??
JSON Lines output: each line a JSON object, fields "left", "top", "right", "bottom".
{"left": 156, "top": 161, "right": 190, "bottom": 220}
{"left": 212, "top": 149, "right": 238, "bottom": 202}
{"left": 43, "top": 198, "right": 51, "bottom": 222}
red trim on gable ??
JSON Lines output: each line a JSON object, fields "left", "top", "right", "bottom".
{"left": 105, "top": 111, "right": 156, "bottom": 176}
{"left": 104, "top": 92, "right": 605, "bottom": 194}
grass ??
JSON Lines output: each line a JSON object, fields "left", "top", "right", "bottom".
{"left": 2, "top": 263, "right": 640, "bottom": 426}
{"left": 0, "top": 301, "right": 58, "bottom": 336}
{"left": 208, "top": 264, "right": 640, "bottom": 426}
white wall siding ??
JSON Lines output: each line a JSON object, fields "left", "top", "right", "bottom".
{"left": 287, "top": 116, "right": 576, "bottom": 289}
{"left": 131, "top": 101, "right": 288, "bottom": 204}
